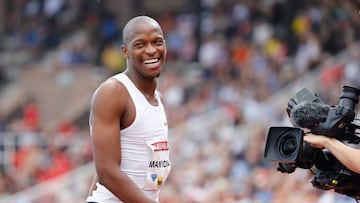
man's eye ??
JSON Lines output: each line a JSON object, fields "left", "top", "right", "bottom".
{"left": 155, "top": 40, "right": 164, "bottom": 45}
{"left": 134, "top": 43, "right": 144, "bottom": 48}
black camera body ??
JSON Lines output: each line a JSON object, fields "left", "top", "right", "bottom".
{"left": 264, "top": 85, "right": 360, "bottom": 199}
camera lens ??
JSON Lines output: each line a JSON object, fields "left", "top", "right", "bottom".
{"left": 281, "top": 136, "right": 297, "bottom": 156}
{"left": 264, "top": 127, "right": 304, "bottom": 162}
{"left": 276, "top": 133, "right": 300, "bottom": 159}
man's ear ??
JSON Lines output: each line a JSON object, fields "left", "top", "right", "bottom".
{"left": 121, "top": 45, "right": 128, "bottom": 58}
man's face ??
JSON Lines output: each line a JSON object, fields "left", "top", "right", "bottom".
{"left": 122, "top": 21, "right": 167, "bottom": 79}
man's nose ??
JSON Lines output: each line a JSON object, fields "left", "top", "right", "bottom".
{"left": 145, "top": 44, "right": 157, "bottom": 54}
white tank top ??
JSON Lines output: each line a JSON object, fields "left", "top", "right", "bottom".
{"left": 86, "top": 73, "right": 171, "bottom": 203}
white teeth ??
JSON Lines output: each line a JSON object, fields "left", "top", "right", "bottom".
{"left": 144, "top": 59, "right": 159, "bottom": 64}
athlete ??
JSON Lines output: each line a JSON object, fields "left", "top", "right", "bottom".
{"left": 86, "top": 16, "right": 171, "bottom": 203}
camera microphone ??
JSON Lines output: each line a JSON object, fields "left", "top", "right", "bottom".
{"left": 289, "top": 101, "right": 330, "bottom": 130}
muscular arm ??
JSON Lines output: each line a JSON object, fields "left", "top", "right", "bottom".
{"left": 304, "top": 134, "right": 360, "bottom": 174}
{"left": 90, "top": 80, "right": 157, "bottom": 203}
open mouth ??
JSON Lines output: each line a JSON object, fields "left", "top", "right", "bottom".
{"left": 143, "top": 58, "right": 160, "bottom": 64}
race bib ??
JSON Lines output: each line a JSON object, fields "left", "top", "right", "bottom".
{"left": 143, "top": 137, "right": 171, "bottom": 190}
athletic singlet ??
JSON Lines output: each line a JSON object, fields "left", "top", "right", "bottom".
{"left": 86, "top": 73, "right": 171, "bottom": 203}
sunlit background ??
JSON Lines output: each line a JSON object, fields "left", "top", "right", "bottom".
{"left": 0, "top": 0, "right": 359, "bottom": 202}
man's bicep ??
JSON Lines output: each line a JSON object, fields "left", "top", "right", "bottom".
{"left": 90, "top": 82, "right": 124, "bottom": 170}
{"left": 91, "top": 113, "right": 121, "bottom": 170}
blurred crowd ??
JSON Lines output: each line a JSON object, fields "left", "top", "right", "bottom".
{"left": 0, "top": 0, "right": 360, "bottom": 203}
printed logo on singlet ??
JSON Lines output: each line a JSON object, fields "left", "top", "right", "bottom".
{"left": 150, "top": 174, "right": 164, "bottom": 188}
{"left": 151, "top": 141, "right": 169, "bottom": 151}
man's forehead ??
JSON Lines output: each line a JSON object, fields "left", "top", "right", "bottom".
{"left": 123, "top": 17, "right": 163, "bottom": 44}
{"left": 131, "top": 20, "right": 159, "bottom": 32}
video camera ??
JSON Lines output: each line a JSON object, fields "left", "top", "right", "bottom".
{"left": 264, "top": 85, "right": 360, "bottom": 199}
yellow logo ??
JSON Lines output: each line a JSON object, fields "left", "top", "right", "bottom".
{"left": 156, "top": 177, "right": 163, "bottom": 188}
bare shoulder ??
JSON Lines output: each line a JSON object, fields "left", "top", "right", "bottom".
{"left": 93, "top": 78, "right": 125, "bottom": 98}
{"left": 91, "top": 78, "right": 128, "bottom": 115}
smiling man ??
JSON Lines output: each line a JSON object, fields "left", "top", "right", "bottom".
{"left": 86, "top": 16, "right": 171, "bottom": 203}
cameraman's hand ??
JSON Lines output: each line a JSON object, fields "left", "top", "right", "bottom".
{"left": 303, "top": 134, "right": 331, "bottom": 149}
{"left": 305, "top": 133, "right": 360, "bottom": 174}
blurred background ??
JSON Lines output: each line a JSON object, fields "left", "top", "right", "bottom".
{"left": 0, "top": 0, "right": 359, "bottom": 202}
